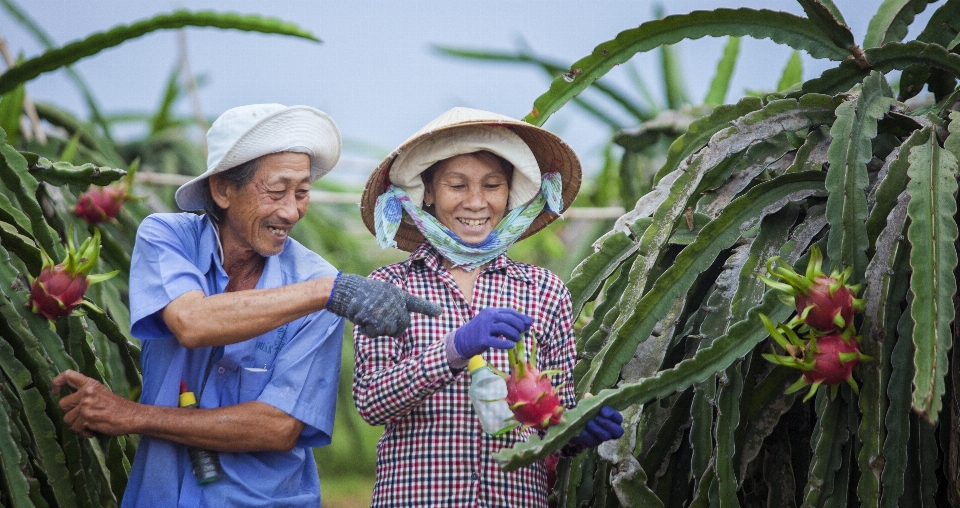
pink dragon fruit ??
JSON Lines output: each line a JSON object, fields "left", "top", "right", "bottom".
{"left": 499, "top": 333, "right": 565, "bottom": 430}
{"left": 759, "top": 246, "right": 865, "bottom": 333}
{"left": 28, "top": 229, "right": 118, "bottom": 319}
{"left": 75, "top": 161, "right": 137, "bottom": 224}
{"left": 759, "top": 314, "right": 871, "bottom": 400}
{"left": 545, "top": 453, "right": 559, "bottom": 501}
{"left": 76, "top": 185, "right": 128, "bottom": 224}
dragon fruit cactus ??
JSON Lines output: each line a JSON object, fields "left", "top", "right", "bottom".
{"left": 499, "top": 333, "right": 565, "bottom": 430}
{"left": 75, "top": 160, "right": 137, "bottom": 224}
{"left": 28, "top": 229, "right": 118, "bottom": 320}
{"left": 759, "top": 246, "right": 865, "bottom": 333}
{"left": 759, "top": 314, "right": 872, "bottom": 401}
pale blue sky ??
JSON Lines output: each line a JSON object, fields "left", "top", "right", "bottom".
{"left": 0, "top": 1, "right": 925, "bottom": 183}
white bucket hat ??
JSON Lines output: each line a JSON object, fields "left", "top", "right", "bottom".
{"left": 175, "top": 103, "right": 341, "bottom": 211}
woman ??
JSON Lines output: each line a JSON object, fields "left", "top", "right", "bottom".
{"left": 353, "top": 108, "right": 623, "bottom": 507}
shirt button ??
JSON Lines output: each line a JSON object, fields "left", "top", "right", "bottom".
{"left": 217, "top": 367, "right": 225, "bottom": 374}
{"left": 471, "top": 472, "right": 479, "bottom": 481}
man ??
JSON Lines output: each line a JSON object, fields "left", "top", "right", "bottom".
{"left": 51, "top": 104, "right": 441, "bottom": 507}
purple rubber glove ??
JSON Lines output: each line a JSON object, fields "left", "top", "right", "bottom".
{"left": 569, "top": 406, "right": 624, "bottom": 448}
{"left": 454, "top": 308, "right": 533, "bottom": 359}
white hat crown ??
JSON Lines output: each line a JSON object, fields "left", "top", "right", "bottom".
{"left": 175, "top": 104, "right": 341, "bottom": 211}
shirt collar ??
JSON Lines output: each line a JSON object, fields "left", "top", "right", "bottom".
{"left": 197, "top": 215, "right": 225, "bottom": 275}
{"left": 412, "top": 242, "right": 532, "bottom": 285}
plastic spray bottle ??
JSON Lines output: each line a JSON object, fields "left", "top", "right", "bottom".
{"left": 467, "top": 356, "right": 517, "bottom": 435}
{"left": 179, "top": 380, "right": 224, "bottom": 485}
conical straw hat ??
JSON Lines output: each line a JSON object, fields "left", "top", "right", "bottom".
{"left": 360, "top": 107, "right": 582, "bottom": 252}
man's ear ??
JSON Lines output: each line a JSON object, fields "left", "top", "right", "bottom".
{"left": 209, "top": 174, "right": 231, "bottom": 210}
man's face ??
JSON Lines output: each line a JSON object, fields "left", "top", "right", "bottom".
{"left": 215, "top": 152, "right": 312, "bottom": 258}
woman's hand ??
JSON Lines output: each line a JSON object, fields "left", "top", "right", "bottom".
{"left": 454, "top": 307, "right": 532, "bottom": 359}
{"left": 569, "top": 406, "right": 624, "bottom": 448}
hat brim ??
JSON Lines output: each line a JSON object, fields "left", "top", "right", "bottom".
{"left": 360, "top": 113, "right": 582, "bottom": 252}
{"left": 176, "top": 106, "right": 341, "bottom": 211}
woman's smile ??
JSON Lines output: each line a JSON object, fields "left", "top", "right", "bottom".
{"left": 457, "top": 217, "right": 489, "bottom": 228}
{"left": 424, "top": 153, "right": 510, "bottom": 245}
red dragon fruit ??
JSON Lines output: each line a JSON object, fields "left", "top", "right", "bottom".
{"left": 759, "top": 314, "right": 872, "bottom": 400}
{"left": 75, "top": 161, "right": 137, "bottom": 224}
{"left": 759, "top": 246, "right": 865, "bottom": 333}
{"left": 545, "top": 453, "right": 559, "bottom": 502}
{"left": 76, "top": 186, "right": 128, "bottom": 224}
{"left": 29, "top": 229, "right": 118, "bottom": 320}
{"left": 498, "top": 333, "right": 565, "bottom": 430}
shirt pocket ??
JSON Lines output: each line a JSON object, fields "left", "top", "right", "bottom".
{"left": 239, "top": 366, "right": 273, "bottom": 403}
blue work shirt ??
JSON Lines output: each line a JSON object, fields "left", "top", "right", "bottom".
{"left": 123, "top": 213, "right": 344, "bottom": 508}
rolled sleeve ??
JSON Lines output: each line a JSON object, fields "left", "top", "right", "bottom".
{"left": 129, "top": 215, "right": 209, "bottom": 340}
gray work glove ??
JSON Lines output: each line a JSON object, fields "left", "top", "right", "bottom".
{"left": 327, "top": 273, "right": 443, "bottom": 337}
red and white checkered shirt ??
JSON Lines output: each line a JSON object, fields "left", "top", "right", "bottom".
{"left": 353, "top": 243, "right": 577, "bottom": 508}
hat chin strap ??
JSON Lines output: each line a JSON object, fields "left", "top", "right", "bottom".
{"left": 373, "top": 172, "right": 563, "bottom": 271}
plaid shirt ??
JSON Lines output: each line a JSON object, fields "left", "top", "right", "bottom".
{"left": 353, "top": 243, "right": 577, "bottom": 508}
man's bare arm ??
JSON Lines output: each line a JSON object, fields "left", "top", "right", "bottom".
{"left": 52, "top": 370, "right": 305, "bottom": 452}
{"left": 162, "top": 277, "right": 336, "bottom": 348}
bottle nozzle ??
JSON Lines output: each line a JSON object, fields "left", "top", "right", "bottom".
{"left": 178, "top": 380, "right": 197, "bottom": 408}
{"left": 468, "top": 355, "right": 486, "bottom": 372}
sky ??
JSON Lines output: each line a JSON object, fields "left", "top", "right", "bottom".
{"left": 0, "top": 1, "right": 931, "bottom": 185}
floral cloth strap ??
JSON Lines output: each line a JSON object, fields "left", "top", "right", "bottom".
{"left": 374, "top": 172, "right": 563, "bottom": 271}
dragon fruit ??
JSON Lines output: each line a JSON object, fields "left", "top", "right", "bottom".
{"left": 76, "top": 186, "right": 128, "bottom": 224}
{"left": 545, "top": 453, "right": 559, "bottom": 500}
{"left": 75, "top": 160, "right": 137, "bottom": 224}
{"left": 759, "top": 314, "right": 872, "bottom": 400}
{"left": 499, "top": 333, "right": 565, "bottom": 430}
{"left": 759, "top": 246, "right": 865, "bottom": 333}
{"left": 28, "top": 229, "right": 118, "bottom": 320}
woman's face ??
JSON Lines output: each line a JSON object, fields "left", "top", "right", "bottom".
{"left": 423, "top": 153, "right": 510, "bottom": 245}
